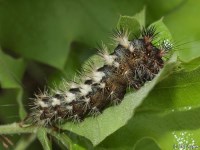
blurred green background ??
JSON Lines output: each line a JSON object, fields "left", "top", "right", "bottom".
{"left": 0, "top": 0, "right": 200, "bottom": 149}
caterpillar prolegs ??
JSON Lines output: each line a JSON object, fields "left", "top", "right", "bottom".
{"left": 28, "top": 26, "right": 172, "bottom": 126}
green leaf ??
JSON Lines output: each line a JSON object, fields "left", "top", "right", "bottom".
{"left": 117, "top": 8, "right": 145, "bottom": 39}
{"left": 60, "top": 10, "right": 177, "bottom": 146}
{"left": 37, "top": 129, "right": 52, "bottom": 150}
{"left": 0, "top": 50, "right": 25, "bottom": 89}
{"left": 138, "top": 58, "right": 200, "bottom": 112}
{"left": 180, "top": 56, "right": 200, "bottom": 71}
{"left": 61, "top": 55, "right": 177, "bottom": 146}
{"left": 132, "top": 7, "right": 146, "bottom": 28}
{"left": 0, "top": 0, "right": 148, "bottom": 70}
{"left": 51, "top": 132, "right": 73, "bottom": 150}
{"left": 150, "top": 18, "right": 172, "bottom": 46}
{"left": 134, "top": 137, "right": 161, "bottom": 150}
{"left": 97, "top": 58, "right": 200, "bottom": 149}
{"left": 0, "top": 50, "right": 27, "bottom": 120}
{"left": 145, "top": 0, "right": 184, "bottom": 22}
{"left": 14, "top": 134, "right": 36, "bottom": 150}
{"left": 0, "top": 1, "right": 199, "bottom": 149}
{"left": 165, "top": 0, "right": 200, "bottom": 61}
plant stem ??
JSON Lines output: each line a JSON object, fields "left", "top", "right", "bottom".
{"left": 0, "top": 123, "right": 42, "bottom": 134}
{"left": 0, "top": 123, "right": 72, "bottom": 149}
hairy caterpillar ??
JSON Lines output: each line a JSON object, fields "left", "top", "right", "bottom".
{"left": 26, "top": 26, "right": 173, "bottom": 127}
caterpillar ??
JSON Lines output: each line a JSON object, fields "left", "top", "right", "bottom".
{"left": 27, "top": 26, "right": 173, "bottom": 127}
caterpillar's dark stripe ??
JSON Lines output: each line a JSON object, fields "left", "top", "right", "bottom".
{"left": 28, "top": 27, "right": 172, "bottom": 126}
